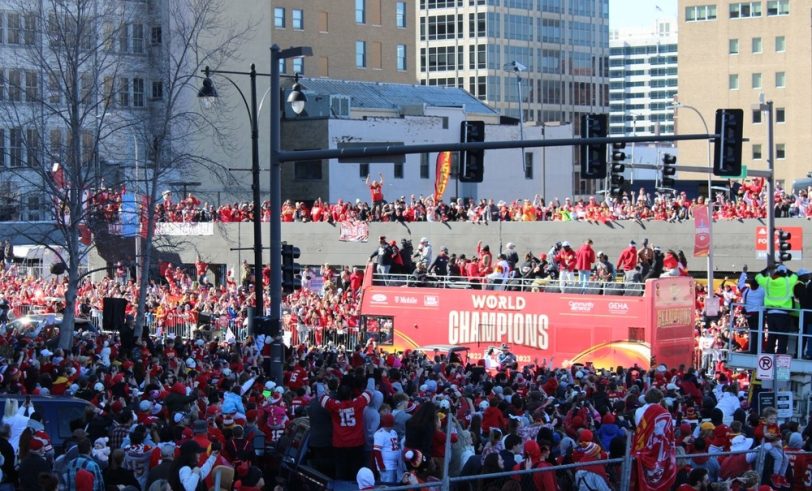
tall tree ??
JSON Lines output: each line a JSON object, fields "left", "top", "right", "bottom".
{"left": 1, "top": 0, "right": 128, "bottom": 348}
{"left": 131, "top": 0, "right": 253, "bottom": 339}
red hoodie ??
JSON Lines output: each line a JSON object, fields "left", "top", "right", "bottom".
{"left": 481, "top": 406, "right": 507, "bottom": 434}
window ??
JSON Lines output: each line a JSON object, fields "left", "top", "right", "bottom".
{"left": 9, "top": 128, "right": 23, "bottom": 167}
{"left": 151, "top": 26, "right": 162, "bottom": 45}
{"left": 292, "top": 57, "right": 303, "bottom": 74}
{"left": 752, "top": 144, "right": 762, "bottom": 159}
{"left": 132, "top": 78, "right": 144, "bottom": 107}
{"left": 294, "top": 161, "right": 322, "bottom": 180}
{"left": 729, "top": 2, "right": 761, "bottom": 18}
{"left": 319, "top": 11, "right": 328, "bottom": 32}
{"left": 728, "top": 39, "right": 739, "bottom": 54}
{"left": 356, "top": 40, "right": 366, "bottom": 68}
{"left": 25, "top": 195, "right": 41, "bottom": 221}
{"left": 8, "top": 70, "right": 21, "bottom": 102}
{"left": 751, "top": 72, "right": 762, "bottom": 89}
{"left": 751, "top": 37, "right": 762, "bottom": 53}
{"left": 685, "top": 4, "right": 717, "bottom": 22}
{"left": 766, "top": 0, "right": 789, "bottom": 16}
{"left": 274, "top": 7, "right": 285, "bottom": 28}
{"left": 396, "top": 2, "right": 406, "bottom": 28}
{"left": 292, "top": 9, "right": 303, "bottom": 30}
{"left": 752, "top": 109, "right": 762, "bottom": 124}
{"left": 775, "top": 71, "right": 785, "bottom": 88}
{"left": 359, "top": 163, "right": 369, "bottom": 178}
{"left": 776, "top": 143, "right": 786, "bottom": 159}
{"left": 396, "top": 44, "right": 407, "bottom": 71}
{"left": 132, "top": 24, "right": 144, "bottom": 53}
{"left": 25, "top": 70, "right": 38, "bottom": 102}
{"left": 103, "top": 76, "right": 114, "bottom": 105}
{"left": 7, "top": 13, "right": 20, "bottom": 44}
{"left": 394, "top": 163, "right": 404, "bottom": 179}
{"left": 420, "top": 153, "right": 429, "bottom": 179}
{"left": 119, "top": 23, "right": 128, "bottom": 52}
{"left": 278, "top": 59, "right": 286, "bottom": 74}
{"left": 776, "top": 107, "right": 785, "bottom": 123}
{"left": 728, "top": 74, "right": 739, "bottom": 90}
{"left": 26, "top": 129, "right": 39, "bottom": 167}
{"left": 523, "top": 152, "right": 533, "bottom": 179}
{"left": 151, "top": 81, "right": 163, "bottom": 100}
{"left": 48, "top": 74, "right": 60, "bottom": 104}
{"left": 775, "top": 35, "right": 785, "bottom": 52}
{"left": 356, "top": 0, "right": 366, "bottom": 24}
{"left": 118, "top": 77, "right": 129, "bottom": 106}
{"left": 22, "top": 15, "right": 35, "bottom": 45}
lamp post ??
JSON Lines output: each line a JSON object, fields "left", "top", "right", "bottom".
{"left": 270, "top": 45, "right": 312, "bottom": 384}
{"left": 755, "top": 97, "right": 776, "bottom": 266}
{"left": 503, "top": 61, "right": 527, "bottom": 142}
{"left": 199, "top": 64, "right": 268, "bottom": 318}
{"left": 673, "top": 102, "right": 714, "bottom": 305}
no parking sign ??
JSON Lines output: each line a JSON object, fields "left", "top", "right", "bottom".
{"left": 756, "top": 354, "right": 774, "bottom": 380}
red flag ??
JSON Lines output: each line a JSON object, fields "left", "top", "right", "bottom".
{"left": 78, "top": 223, "right": 92, "bottom": 246}
{"left": 693, "top": 204, "right": 710, "bottom": 257}
{"left": 633, "top": 404, "right": 676, "bottom": 491}
{"left": 434, "top": 151, "right": 453, "bottom": 202}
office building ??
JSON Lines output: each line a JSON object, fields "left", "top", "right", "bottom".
{"left": 677, "top": 0, "right": 810, "bottom": 185}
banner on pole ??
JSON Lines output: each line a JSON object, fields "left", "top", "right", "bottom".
{"left": 434, "top": 151, "right": 453, "bottom": 202}
{"left": 693, "top": 204, "right": 710, "bottom": 257}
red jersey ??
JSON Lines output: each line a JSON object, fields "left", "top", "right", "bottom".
{"left": 287, "top": 366, "right": 309, "bottom": 390}
{"left": 320, "top": 391, "right": 371, "bottom": 448}
{"left": 787, "top": 449, "right": 812, "bottom": 491}
{"left": 369, "top": 183, "right": 383, "bottom": 202}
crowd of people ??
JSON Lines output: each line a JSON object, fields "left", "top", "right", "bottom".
{"left": 0, "top": 229, "right": 810, "bottom": 489}
{"left": 75, "top": 177, "right": 812, "bottom": 227}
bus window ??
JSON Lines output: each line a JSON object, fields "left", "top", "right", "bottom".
{"left": 363, "top": 315, "right": 394, "bottom": 345}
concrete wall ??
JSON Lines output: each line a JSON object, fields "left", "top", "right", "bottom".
{"left": 91, "top": 218, "right": 812, "bottom": 275}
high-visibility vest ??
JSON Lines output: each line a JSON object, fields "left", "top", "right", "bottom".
{"left": 755, "top": 273, "right": 798, "bottom": 310}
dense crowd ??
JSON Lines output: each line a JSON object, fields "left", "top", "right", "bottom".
{"left": 76, "top": 177, "right": 812, "bottom": 227}
{"left": 0, "top": 230, "right": 811, "bottom": 490}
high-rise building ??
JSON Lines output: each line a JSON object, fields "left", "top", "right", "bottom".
{"left": 677, "top": 0, "right": 810, "bottom": 185}
{"left": 417, "top": 0, "right": 610, "bottom": 195}
{"left": 609, "top": 19, "right": 678, "bottom": 137}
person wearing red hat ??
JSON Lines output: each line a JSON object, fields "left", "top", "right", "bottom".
{"left": 373, "top": 413, "right": 401, "bottom": 483}
{"left": 512, "top": 440, "right": 556, "bottom": 490}
{"left": 573, "top": 430, "right": 611, "bottom": 491}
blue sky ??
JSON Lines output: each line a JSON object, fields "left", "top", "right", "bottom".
{"left": 610, "top": 0, "right": 678, "bottom": 30}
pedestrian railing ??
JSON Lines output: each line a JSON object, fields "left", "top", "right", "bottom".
{"left": 372, "top": 272, "right": 645, "bottom": 296}
{"left": 725, "top": 303, "right": 812, "bottom": 360}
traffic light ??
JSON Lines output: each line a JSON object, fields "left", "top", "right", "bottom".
{"left": 281, "top": 242, "right": 302, "bottom": 293}
{"left": 661, "top": 153, "right": 677, "bottom": 188}
{"left": 609, "top": 142, "right": 626, "bottom": 197}
{"left": 580, "top": 114, "right": 608, "bottom": 179}
{"left": 777, "top": 229, "right": 792, "bottom": 262}
{"left": 460, "top": 120, "right": 485, "bottom": 182}
{"left": 713, "top": 108, "right": 744, "bottom": 176}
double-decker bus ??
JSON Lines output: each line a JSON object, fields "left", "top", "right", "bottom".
{"left": 358, "top": 265, "right": 696, "bottom": 369}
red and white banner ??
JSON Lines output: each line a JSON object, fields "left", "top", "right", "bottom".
{"left": 693, "top": 204, "right": 710, "bottom": 257}
{"left": 434, "top": 151, "right": 453, "bottom": 202}
{"left": 338, "top": 220, "right": 369, "bottom": 242}
{"left": 633, "top": 404, "right": 677, "bottom": 491}
{"left": 359, "top": 268, "right": 695, "bottom": 370}
{"left": 154, "top": 222, "right": 214, "bottom": 236}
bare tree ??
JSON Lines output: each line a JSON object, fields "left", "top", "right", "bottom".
{"left": 1, "top": 0, "right": 130, "bottom": 348}
{"left": 131, "top": 0, "right": 254, "bottom": 338}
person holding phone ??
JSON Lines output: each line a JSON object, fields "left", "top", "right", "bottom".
{"left": 168, "top": 440, "right": 218, "bottom": 491}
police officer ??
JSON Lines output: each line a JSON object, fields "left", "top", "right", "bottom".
{"left": 756, "top": 264, "right": 800, "bottom": 356}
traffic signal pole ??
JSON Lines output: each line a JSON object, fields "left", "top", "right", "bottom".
{"left": 765, "top": 100, "right": 776, "bottom": 267}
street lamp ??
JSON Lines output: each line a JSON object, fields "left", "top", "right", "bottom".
{"left": 198, "top": 64, "right": 268, "bottom": 318}
{"left": 672, "top": 101, "right": 715, "bottom": 311}
{"left": 503, "top": 61, "right": 527, "bottom": 142}
{"left": 286, "top": 74, "right": 307, "bottom": 115}
{"left": 270, "top": 45, "right": 312, "bottom": 384}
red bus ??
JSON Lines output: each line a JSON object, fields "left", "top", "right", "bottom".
{"left": 358, "top": 265, "right": 696, "bottom": 370}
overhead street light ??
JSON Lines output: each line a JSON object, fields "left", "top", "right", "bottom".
{"left": 286, "top": 74, "right": 307, "bottom": 115}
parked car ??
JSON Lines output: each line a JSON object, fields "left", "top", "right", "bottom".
{"left": 7, "top": 314, "right": 96, "bottom": 350}
{"left": 0, "top": 395, "right": 94, "bottom": 453}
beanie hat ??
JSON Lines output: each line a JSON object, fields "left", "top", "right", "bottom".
{"left": 403, "top": 449, "right": 424, "bottom": 469}
{"left": 602, "top": 413, "right": 615, "bottom": 425}
{"left": 788, "top": 432, "right": 804, "bottom": 449}
{"left": 578, "top": 429, "right": 594, "bottom": 443}
{"left": 381, "top": 414, "right": 395, "bottom": 428}
{"left": 523, "top": 440, "right": 542, "bottom": 462}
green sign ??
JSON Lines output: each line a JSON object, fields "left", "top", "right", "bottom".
{"left": 736, "top": 165, "right": 748, "bottom": 179}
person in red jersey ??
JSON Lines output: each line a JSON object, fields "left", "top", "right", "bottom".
{"left": 320, "top": 376, "right": 375, "bottom": 481}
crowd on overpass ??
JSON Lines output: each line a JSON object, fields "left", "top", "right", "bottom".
{"left": 76, "top": 177, "right": 812, "bottom": 227}
{"left": 0, "top": 232, "right": 811, "bottom": 489}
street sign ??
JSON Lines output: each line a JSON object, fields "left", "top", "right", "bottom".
{"left": 755, "top": 226, "right": 803, "bottom": 260}
{"left": 735, "top": 165, "right": 747, "bottom": 179}
{"left": 757, "top": 391, "right": 775, "bottom": 414}
{"left": 776, "top": 391, "right": 793, "bottom": 419}
{"left": 775, "top": 354, "right": 792, "bottom": 381}
{"left": 756, "top": 354, "right": 774, "bottom": 380}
